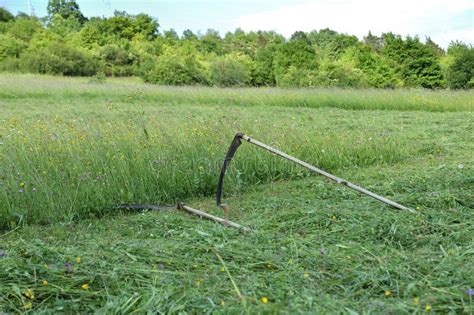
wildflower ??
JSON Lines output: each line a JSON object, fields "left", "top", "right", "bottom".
{"left": 0, "top": 250, "right": 6, "bottom": 258}
{"left": 24, "top": 289, "right": 35, "bottom": 299}
{"left": 220, "top": 267, "right": 226, "bottom": 272}
{"left": 416, "top": 206, "right": 421, "bottom": 211}
{"left": 19, "top": 181, "right": 25, "bottom": 188}
{"left": 64, "top": 262, "right": 72, "bottom": 268}
{"left": 320, "top": 248, "right": 326, "bottom": 256}
{"left": 81, "top": 283, "right": 89, "bottom": 290}
{"left": 42, "top": 280, "right": 48, "bottom": 286}
{"left": 75, "top": 257, "right": 81, "bottom": 263}
{"left": 467, "top": 288, "right": 474, "bottom": 296}
{"left": 303, "top": 272, "right": 310, "bottom": 278}
{"left": 425, "top": 304, "right": 431, "bottom": 312}
{"left": 24, "top": 302, "right": 32, "bottom": 310}
{"left": 220, "top": 300, "right": 225, "bottom": 306}
{"left": 458, "top": 163, "right": 464, "bottom": 169}
{"left": 18, "top": 189, "right": 24, "bottom": 193}
{"left": 196, "top": 279, "right": 203, "bottom": 286}
{"left": 261, "top": 296, "right": 269, "bottom": 304}
{"left": 413, "top": 297, "right": 420, "bottom": 305}
{"left": 384, "top": 290, "right": 392, "bottom": 297}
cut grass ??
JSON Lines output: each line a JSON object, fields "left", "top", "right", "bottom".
{"left": 0, "top": 74, "right": 473, "bottom": 313}
{"left": 1, "top": 162, "right": 473, "bottom": 313}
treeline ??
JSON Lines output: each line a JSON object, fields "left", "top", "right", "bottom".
{"left": 0, "top": 1, "right": 473, "bottom": 89}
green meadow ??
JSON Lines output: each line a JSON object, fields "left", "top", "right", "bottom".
{"left": 0, "top": 74, "right": 473, "bottom": 313}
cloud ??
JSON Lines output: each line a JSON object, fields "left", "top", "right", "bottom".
{"left": 234, "top": 0, "right": 473, "bottom": 47}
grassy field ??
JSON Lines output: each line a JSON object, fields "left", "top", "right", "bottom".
{"left": 0, "top": 74, "right": 473, "bottom": 313}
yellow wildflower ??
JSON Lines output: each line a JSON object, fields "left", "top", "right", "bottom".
{"left": 425, "top": 304, "right": 431, "bottom": 312}
{"left": 75, "top": 257, "right": 81, "bottom": 263}
{"left": 303, "top": 272, "right": 310, "bottom": 278}
{"left": 24, "top": 302, "right": 32, "bottom": 310}
{"left": 261, "top": 297, "right": 269, "bottom": 304}
{"left": 220, "top": 300, "right": 225, "bottom": 306}
{"left": 42, "top": 280, "right": 49, "bottom": 286}
{"left": 24, "top": 289, "right": 35, "bottom": 299}
{"left": 384, "top": 290, "right": 392, "bottom": 297}
{"left": 413, "top": 297, "right": 420, "bottom": 305}
{"left": 220, "top": 267, "right": 226, "bottom": 272}
{"left": 81, "top": 283, "right": 90, "bottom": 290}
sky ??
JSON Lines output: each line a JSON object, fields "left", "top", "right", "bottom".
{"left": 1, "top": 0, "right": 472, "bottom": 48}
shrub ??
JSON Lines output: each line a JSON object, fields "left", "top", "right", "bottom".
{"left": 141, "top": 47, "right": 208, "bottom": 85}
{"left": 273, "top": 39, "right": 319, "bottom": 87}
{"left": 20, "top": 42, "right": 97, "bottom": 76}
{"left": 447, "top": 48, "right": 474, "bottom": 89}
{"left": 99, "top": 44, "right": 134, "bottom": 76}
{"left": 0, "top": 57, "right": 21, "bottom": 72}
{"left": 210, "top": 54, "right": 251, "bottom": 87}
{"left": 0, "top": 34, "right": 26, "bottom": 61}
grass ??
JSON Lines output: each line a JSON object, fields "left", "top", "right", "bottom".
{"left": 0, "top": 74, "right": 473, "bottom": 113}
{"left": 0, "top": 74, "right": 473, "bottom": 313}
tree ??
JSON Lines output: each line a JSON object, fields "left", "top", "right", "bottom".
{"left": 425, "top": 37, "right": 444, "bottom": 56}
{"left": 20, "top": 41, "right": 97, "bottom": 76}
{"left": 141, "top": 46, "right": 208, "bottom": 85}
{"left": 0, "top": 34, "right": 26, "bottom": 61}
{"left": 447, "top": 46, "right": 474, "bottom": 89}
{"left": 0, "top": 7, "right": 14, "bottom": 23}
{"left": 210, "top": 53, "right": 251, "bottom": 87}
{"left": 163, "top": 29, "right": 179, "bottom": 44}
{"left": 290, "top": 31, "right": 310, "bottom": 44}
{"left": 364, "top": 31, "right": 384, "bottom": 52}
{"left": 381, "top": 34, "right": 444, "bottom": 88}
{"left": 5, "top": 16, "right": 43, "bottom": 42}
{"left": 273, "top": 37, "right": 318, "bottom": 86}
{"left": 182, "top": 29, "right": 197, "bottom": 41}
{"left": 47, "top": 0, "right": 87, "bottom": 24}
{"left": 251, "top": 44, "right": 278, "bottom": 86}
{"left": 105, "top": 11, "right": 159, "bottom": 41}
{"left": 199, "top": 29, "right": 223, "bottom": 54}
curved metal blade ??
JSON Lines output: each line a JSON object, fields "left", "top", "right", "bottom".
{"left": 216, "top": 133, "right": 243, "bottom": 206}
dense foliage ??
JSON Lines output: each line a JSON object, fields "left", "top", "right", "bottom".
{"left": 0, "top": 2, "right": 472, "bottom": 89}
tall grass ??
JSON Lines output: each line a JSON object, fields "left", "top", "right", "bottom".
{"left": 0, "top": 74, "right": 473, "bottom": 112}
{"left": 1, "top": 75, "right": 473, "bottom": 228}
{"left": 0, "top": 110, "right": 412, "bottom": 228}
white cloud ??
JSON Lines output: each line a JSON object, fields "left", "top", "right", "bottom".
{"left": 234, "top": 0, "right": 473, "bottom": 47}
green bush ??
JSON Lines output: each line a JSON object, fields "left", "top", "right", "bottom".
{"left": 0, "top": 34, "right": 26, "bottom": 61}
{"left": 0, "top": 57, "right": 21, "bottom": 72}
{"left": 210, "top": 54, "right": 251, "bottom": 87}
{"left": 251, "top": 45, "right": 276, "bottom": 86}
{"left": 20, "top": 42, "right": 97, "bottom": 76}
{"left": 99, "top": 44, "right": 135, "bottom": 76}
{"left": 447, "top": 48, "right": 474, "bottom": 89}
{"left": 141, "top": 46, "right": 208, "bottom": 85}
{"left": 273, "top": 38, "right": 319, "bottom": 87}
{"left": 5, "top": 16, "right": 43, "bottom": 42}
